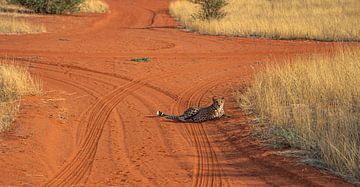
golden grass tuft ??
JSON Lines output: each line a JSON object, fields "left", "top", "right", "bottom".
{"left": 79, "top": 0, "right": 109, "bottom": 13}
{"left": 0, "top": 62, "right": 42, "bottom": 132}
{"left": 0, "top": 0, "right": 45, "bottom": 34}
{"left": 0, "top": 16, "right": 45, "bottom": 34}
{"left": 237, "top": 49, "right": 360, "bottom": 182}
{"left": 170, "top": 0, "right": 360, "bottom": 41}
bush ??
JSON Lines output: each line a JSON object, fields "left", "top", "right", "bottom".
{"left": 191, "top": 0, "right": 227, "bottom": 20}
{"left": 11, "top": 0, "right": 84, "bottom": 14}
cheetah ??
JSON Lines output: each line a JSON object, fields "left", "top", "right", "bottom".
{"left": 156, "top": 97, "right": 225, "bottom": 123}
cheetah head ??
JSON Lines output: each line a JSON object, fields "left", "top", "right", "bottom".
{"left": 212, "top": 96, "right": 225, "bottom": 107}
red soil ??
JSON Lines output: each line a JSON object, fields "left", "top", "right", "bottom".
{"left": 0, "top": 0, "right": 358, "bottom": 186}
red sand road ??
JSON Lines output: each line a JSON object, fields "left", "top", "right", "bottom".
{"left": 0, "top": 0, "right": 358, "bottom": 186}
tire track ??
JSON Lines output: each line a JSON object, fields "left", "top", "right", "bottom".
{"left": 45, "top": 81, "right": 149, "bottom": 185}
{"left": 171, "top": 69, "right": 239, "bottom": 187}
{"left": 13, "top": 55, "right": 232, "bottom": 186}
{"left": 40, "top": 65, "right": 179, "bottom": 185}
{"left": 173, "top": 73, "right": 323, "bottom": 187}
{"left": 173, "top": 77, "right": 233, "bottom": 187}
{"left": 0, "top": 0, "right": 352, "bottom": 185}
{"left": 113, "top": 92, "right": 175, "bottom": 185}
{"left": 7, "top": 56, "right": 180, "bottom": 185}
{"left": 189, "top": 81, "right": 237, "bottom": 187}
{"left": 45, "top": 72, "right": 178, "bottom": 186}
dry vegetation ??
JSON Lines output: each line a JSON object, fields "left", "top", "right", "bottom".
{"left": 0, "top": 0, "right": 108, "bottom": 34}
{"left": 0, "top": 0, "right": 29, "bottom": 13}
{"left": 79, "top": 0, "right": 109, "bottom": 13}
{"left": 170, "top": 0, "right": 360, "bottom": 41}
{"left": 0, "top": 61, "right": 42, "bottom": 132}
{"left": 0, "top": 0, "right": 45, "bottom": 34}
{"left": 237, "top": 49, "right": 360, "bottom": 182}
{"left": 0, "top": 16, "right": 45, "bottom": 34}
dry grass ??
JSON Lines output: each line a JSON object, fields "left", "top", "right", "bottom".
{"left": 170, "top": 0, "right": 360, "bottom": 41}
{"left": 79, "top": 0, "right": 109, "bottom": 13}
{"left": 237, "top": 49, "right": 360, "bottom": 182}
{"left": 0, "top": 0, "right": 45, "bottom": 34}
{"left": 0, "top": 0, "right": 109, "bottom": 34}
{"left": 0, "top": 0, "right": 109, "bottom": 14}
{"left": 0, "top": 16, "right": 45, "bottom": 34}
{"left": 0, "top": 0, "right": 31, "bottom": 13}
{"left": 0, "top": 62, "right": 42, "bottom": 132}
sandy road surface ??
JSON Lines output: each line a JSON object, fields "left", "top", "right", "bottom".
{"left": 0, "top": 0, "right": 357, "bottom": 186}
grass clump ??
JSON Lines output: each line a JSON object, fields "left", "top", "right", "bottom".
{"left": 237, "top": 49, "right": 360, "bottom": 182}
{"left": 0, "top": 62, "right": 42, "bottom": 132}
{"left": 0, "top": 16, "right": 45, "bottom": 34}
{"left": 79, "top": 0, "right": 108, "bottom": 13}
{"left": 130, "top": 57, "right": 151, "bottom": 63}
{"left": 0, "top": 0, "right": 45, "bottom": 34}
{"left": 170, "top": 0, "right": 360, "bottom": 41}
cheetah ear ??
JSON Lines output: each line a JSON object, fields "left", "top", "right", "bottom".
{"left": 212, "top": 96, "right": 217, "bottom": 102}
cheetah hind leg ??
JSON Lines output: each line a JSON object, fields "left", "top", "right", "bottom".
{"left": 180, "top": 107, "right": 200, "bottom": 121}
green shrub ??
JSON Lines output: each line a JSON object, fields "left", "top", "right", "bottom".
{"left": 11, "top": 0, "right": 84, "bottom": 14}
{"left": 191, "top": 0, "right": 227, "bottom": 20}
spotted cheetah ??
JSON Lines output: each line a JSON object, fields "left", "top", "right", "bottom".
{"left": 156, "top": 97, "right": 225, "bottom": 123}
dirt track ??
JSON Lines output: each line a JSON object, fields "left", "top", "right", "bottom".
{"left": 0, "top": 0, "right": 357, "bottom": 186}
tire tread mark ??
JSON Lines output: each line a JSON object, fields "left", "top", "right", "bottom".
{"left": 45, "top": 71, "right": 176, "bottom": 186}
{"left": 173, "top": 78, "right": 232, "bottom": 187}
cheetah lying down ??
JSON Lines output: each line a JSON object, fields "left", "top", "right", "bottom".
{"left": 157, "top": 97, "right": 225, "bottom": 123}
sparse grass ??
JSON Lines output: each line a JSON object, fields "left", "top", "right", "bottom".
{"left": 130, "top": 57, "right": 151, "bottom": 63}
{"left": 237, "top": 49, "right": 360, "bottom": 182}
{"left": 0, "top": 100, "right": 19, "bottom": 132}
{"left": 0, "top": 0, "right": 45, "bottom": 34}
{"left": 0, "top": 61, "right": 42, "bottom": 132}
{"left": 79, "top": 0, "right": 108, "bottom": 13}
{"left": 0, "top": 16, "right": 45, "bottom": 34}
{"left": 170, "top": 0, "right": 360, "bottom": 41}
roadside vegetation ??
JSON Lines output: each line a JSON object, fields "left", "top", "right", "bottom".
{"left": 170, "top": 0, "right": 360, "bottom": 41}
{"left": 9, "top": 0, "right": 84, "bottom": 14}
{"left": 0, "top": 0, "right": 30, "bottom": 13}
{"left": 237, "top": 49, "right": 360, "bottom": 182}
{"left": 79, "top": 0, "right": 109, "bottom": 13}
{"left": 0, "top": 16, "right": 45, "bottom": 34}
{"left": 190, "top": 0, "right": 227, "bottom": 20}
{"left": 0, "top": 0, "right": 108, "bottom": 34}
{"left": 0, "top": 0, "right": 45, "bottom": 34}
{"left": 4, "top": 0, "right": 108, "bottom": 14}
{"left": 0, "top": 61, "right": 42, "bottom": 132}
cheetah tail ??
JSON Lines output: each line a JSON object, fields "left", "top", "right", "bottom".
{"left": 156, "top": 111, "right": 163, "bottom": 116}
{"left": 156, "top": 111, "right": 182, "bottom": 121}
